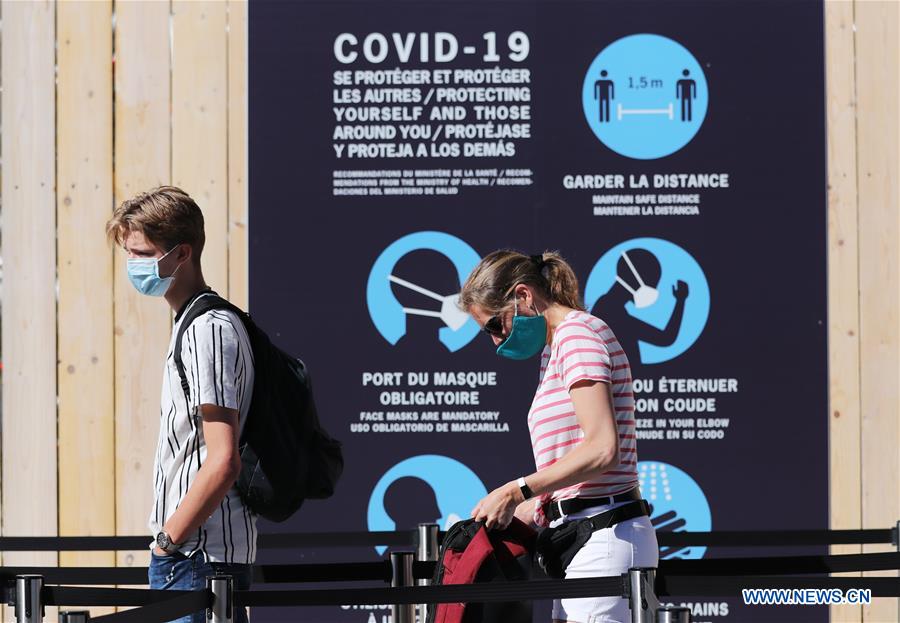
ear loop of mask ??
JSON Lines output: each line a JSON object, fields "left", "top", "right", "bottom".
{"left": 511, "top": 283, "right": 546, "bottom": 310}
{"left": 161, "top": 245, "right": 185, "bottom": 278}
{"left": 510, "top": 290, "right": 544, "bottom": 318}
{"left": 159, "top": 245, "right": 193, "bottom": 287}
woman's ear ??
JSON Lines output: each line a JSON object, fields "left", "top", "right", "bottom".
{"left": 514, "top": 283, "right": 532, "bottom": 307}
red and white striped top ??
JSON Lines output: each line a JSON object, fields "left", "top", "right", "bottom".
{"left": 528, "top": 310, "right": 638, "bottom": 527}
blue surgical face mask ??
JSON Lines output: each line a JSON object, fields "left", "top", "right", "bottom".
{"left": 495, "top": 298, "right": 547, "bottom": 360}
{"left": 126, "top": 245, "right": 182, "bottom": 297}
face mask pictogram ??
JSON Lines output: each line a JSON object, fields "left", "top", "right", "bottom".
{"left": 388, "top": 275, "right": 470, "bottom": 331}
{"left": 615, "top": 250, "right": 659, "bottom": 309}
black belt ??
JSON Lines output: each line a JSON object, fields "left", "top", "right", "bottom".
{"left": 543, "top": 487, "right": 643, "bottom": 523}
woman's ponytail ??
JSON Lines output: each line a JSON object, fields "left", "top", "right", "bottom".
{"left": 537, "top": 251, "right": 585, "bottom": 311}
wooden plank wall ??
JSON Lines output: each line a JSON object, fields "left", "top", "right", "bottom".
{"left": 228, "top": 0, "right": 250, "bottom": 310}
{"left": 1, "top": 1, "right": 248, "bottom": 618}
{"left": 853, "top": 2, "right": 900, "bottom": 623}
{"left": 0, "top": 2, "right": 897, "bottom": 622}
{"left": 1, "top": 1, "right": 59, "bottom": 621}
{"left": 172, "top": 1, "right": 230, "bottom": 297}
{"left": 57, "top": 0, "right": 116, "bottom": 617}
{"left": 112, "top": 0, "right": 175, "bottom": 586}
{"left": 826, "top": 1, "right": 900, "bottom": 622}
{"left": 825, "top": 2, "right": 863, "bottom": 622}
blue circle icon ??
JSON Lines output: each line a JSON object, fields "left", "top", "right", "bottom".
{"left": 366, "top": 231, "right": 481, "bottom": 352}
{"left": 585, "top": 238, "right": 709, "bottom": 365}
{"left": 368, "top": 455, "right": 488, "bottom": 554}
{"left": 638, "top": 461, "right": 711, "bottom": 559}
{"left": 582, "top": 34, "right": 708, "bottom": 159}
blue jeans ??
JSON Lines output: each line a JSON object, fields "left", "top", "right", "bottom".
{"left": 149, "top": 551, "right": 252, "bottom": 623}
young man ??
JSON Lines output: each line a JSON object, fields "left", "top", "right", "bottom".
{"left": 107, "top": 186, "right": 256, "bottom": 623}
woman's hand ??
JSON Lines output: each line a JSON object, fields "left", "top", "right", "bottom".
{"left": 513, "top": 497, "right": 538, "bottom": 527}
{"left": 471, "top": 481, "right": 524, "bottom": 529}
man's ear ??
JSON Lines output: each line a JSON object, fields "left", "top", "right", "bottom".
{"left": 176, "top": 243, "right": 192, "bottom": 264}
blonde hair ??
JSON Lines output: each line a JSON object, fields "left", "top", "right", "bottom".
{"left": 459, "top": 249, "right": 584, "bottom": 314}
{"left": 106, "top": 186, "right": 205, "bottom": 261}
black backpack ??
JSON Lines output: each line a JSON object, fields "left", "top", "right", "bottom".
{"left": 173, "top": 291, "right": 343, "bottom": 522}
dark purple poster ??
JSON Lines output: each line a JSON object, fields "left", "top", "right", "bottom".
{"left": 250, "top": 1, "right": 828, "bottom": 621}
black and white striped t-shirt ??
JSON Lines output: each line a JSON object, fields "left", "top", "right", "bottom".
{"left": 149, "top": 293, "right": 257, "bottom": 564}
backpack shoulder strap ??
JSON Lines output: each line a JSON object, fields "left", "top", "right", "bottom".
{"left": 172, "top": 291, "right": 242, "bottom": 400}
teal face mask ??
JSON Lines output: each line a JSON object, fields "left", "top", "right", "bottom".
{"left": 495, "top": 298, "right": 547, "bottom": 360}
{"left": 127, "top": 245, "right": 181, "bottom": 297}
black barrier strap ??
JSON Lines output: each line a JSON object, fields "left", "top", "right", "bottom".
{"left": 236, "top": 573, "right": 900, "bottom": 608}
{"left": 237, "top": 576, "right": 626, "bottom": 607}
{"left": 0, "top": 531, "right": 420, "bottom": 551}
{"left": 83, "top": 590, "right": 210, "bottom": 623}
{"left": 258, "top": 531, "right": 422, "bottom": 548}
{"left": 44, "top": 586, "right": 198, "bottom": 607}
{"left": 659, "top": 551, "right": 900, "bottom": 576}
{"left": 0, "top": 537, "right": 152, "bottom": 552}
{"left": 255, "top": 560, "right": 393, "bottom": 583}
{"left": 413, "top": 560, "right": 437, "bottom": 580}
{"left": 0, "top": 551, "right": 895, "bottom": 587}
{"left": 0, "top": 528, "right": 893, "bottom": 551}
{"left": 1, "top": 567, "right": 148, "bottom": 585}
{"left": 657, "top": 575, "right": 900, "bottom": 598}
{"left": 656, "top": 529, "right": 894, "bottom": 547}
{"left": 0, "top": 562, "right": 397, "bottom": 587}
{"left": 11, "top": 574, "right": 899, "bottom": 613}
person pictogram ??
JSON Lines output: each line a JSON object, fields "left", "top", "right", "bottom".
{"left": 676, "top": 69, "right": 696, "bottom": 122}
{"left": 594, "top": 70, "right": 615, "bottom": 123}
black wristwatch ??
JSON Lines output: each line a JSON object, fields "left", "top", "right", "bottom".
{"left": 155, "top": 531, "right": 179, "bottom": 555}
{"left": 517, "top": 477, "right": 534, "bottom": 501}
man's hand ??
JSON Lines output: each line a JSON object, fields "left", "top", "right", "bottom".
{"left": 673, "top": 279, "right": 689, "bottom": 301}
{"left": 161, "top": 404, "right": 242, "bottom": 546}
{"left": 471, "top": 481, "right": 524, "bottom": 530}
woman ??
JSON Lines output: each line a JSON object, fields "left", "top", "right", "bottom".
{"left": 460, "top": 250, "right": 658, "bottom": 623}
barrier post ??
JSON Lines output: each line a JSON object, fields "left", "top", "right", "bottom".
{"left": 416, "top": 523, "right": 440, "bottom": 622}
{"left": 391, "top": 551, "right": 415, "bottom": 623}
{"left": 15, "top": 575, "right": 44, "bottom": 623}
{"left": 207, "top": 574, "right": 234, "bottom": 623}
{"left": 58, "top": 613, "right": 91, "bottom": 623}
{"left": 656, "top": 606, "right": 691, "bottom": 623}
{"left": 627, "top": 567, "right": 659, "bottom": 623}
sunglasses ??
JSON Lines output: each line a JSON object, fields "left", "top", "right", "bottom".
{"left": 483, "top": 314, "right": 506, "bottom": 338}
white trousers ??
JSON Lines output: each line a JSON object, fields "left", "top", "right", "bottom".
{"left": 550, "top": 501, "right": 659, "bottom": 623}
